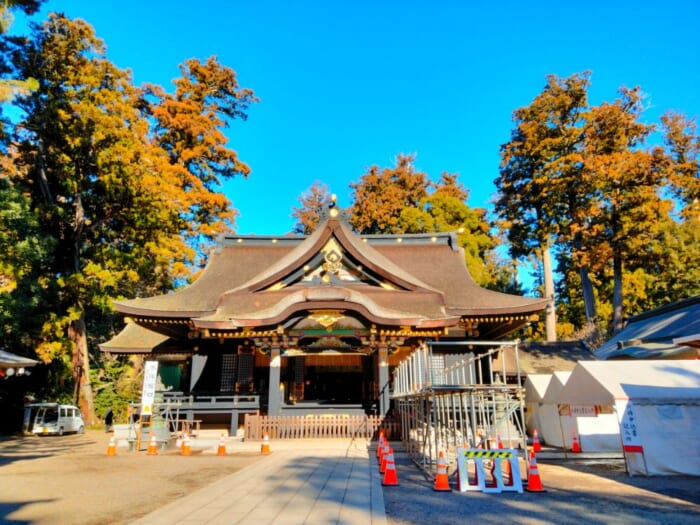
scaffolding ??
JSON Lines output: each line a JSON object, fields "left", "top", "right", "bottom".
{"left": 392, "top": 340, "right": 527, "bottom": 474}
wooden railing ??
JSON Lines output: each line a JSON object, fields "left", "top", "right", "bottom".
{"left": 161, "top": 392, "right": 260, "bottom": 408}
{"left": 244, "top": 414, "right": 401, "bottom": 440}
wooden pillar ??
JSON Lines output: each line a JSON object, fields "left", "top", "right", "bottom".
{"left": 267, "top": 346, "right": 282, "bottom": 416}
{"left": 378, "top": 345, "right": 390, "bottom": 415}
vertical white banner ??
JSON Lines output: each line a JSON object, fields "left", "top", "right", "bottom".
{"left": 615, "top": 398, "right": 643, "bottom": 452}
{"left": 140, "top": 361, "right": 159, "bottom": 416}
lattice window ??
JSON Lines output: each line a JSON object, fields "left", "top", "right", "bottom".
{"left": 220, "top": 354, "right": 237, "bottom": 392}
{"left": 293, "top": 357, "right": 305, "bottom": 400}
{"left": 236, "top": 352, "right": 254, "bottom": 393}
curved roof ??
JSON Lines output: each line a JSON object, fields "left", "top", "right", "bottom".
{"left": 98, "top": 322, "right": 171, "bottom": 354}
{"left": 113, "top": 214, "right": 547, "bottom": 333}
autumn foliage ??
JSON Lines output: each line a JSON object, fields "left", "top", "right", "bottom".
{"left": 0, "top": 14, "right": 256, "bottom": 419}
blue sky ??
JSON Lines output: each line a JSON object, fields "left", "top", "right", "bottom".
{"left": 13, "top": 1, "right": 700, "bottom": 235}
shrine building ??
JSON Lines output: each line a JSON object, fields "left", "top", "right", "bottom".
{"left": 101, "top": 207, "right": 547, "bottom": 425}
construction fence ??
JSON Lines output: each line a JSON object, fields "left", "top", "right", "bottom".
{"left": 391, "top": 340, "right": 527, "bottom": 475}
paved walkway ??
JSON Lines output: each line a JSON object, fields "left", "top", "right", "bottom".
{"left": 130, "top": 438, "right": 387, "bottom": 525}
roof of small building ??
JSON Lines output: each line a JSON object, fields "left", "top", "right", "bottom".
{"left": 594, "top": 295, "right": 700, "bottom": 360}
{"left": 495, "top": 340, "right": 595, "bottom": 375}
{"left": 0, "top": 349, "right": 40, "bottom": 369}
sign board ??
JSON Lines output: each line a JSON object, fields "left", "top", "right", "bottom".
{"left": 570, "top": 405, "right": 598, "bottom": 417}
{"left": 615, "top": 399, "right": 643, "bottom": 452}
{"left": 140, "top": 360, "right": 159, "bottom": 416}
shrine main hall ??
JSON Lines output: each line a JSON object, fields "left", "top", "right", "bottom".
{"left": 102, "top": 207, "right": 546, "bottom": 422}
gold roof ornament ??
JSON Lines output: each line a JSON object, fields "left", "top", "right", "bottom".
{"left": 309, "top": 310, "right": 345, "bottom": 331}
{"left": 329, "top": 193, "right": 339, "bottom": 218}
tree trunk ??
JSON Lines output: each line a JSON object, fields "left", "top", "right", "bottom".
{"left": 611, "top": 205, "right": 624, "bottom": 334}
{"left": 69, "top": 192, "right": 95, "bottom": 423}
{"left": 612, "top": 253, "right": 624, "bottom": 333}
{"left": 69, "top": 312, "right": 95, "bottom": 425}
{"left": 542, "top": 246, "right": 557, "bottom": 342}
{"left": 580, "top": 265, "right": 598, "bottom": 337}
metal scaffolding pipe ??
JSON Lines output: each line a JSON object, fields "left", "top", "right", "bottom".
{"left": 392, "top": 340, "right": 527, "bottom": 474}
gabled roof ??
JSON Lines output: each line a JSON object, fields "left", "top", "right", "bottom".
{"left": 594, "top": 295, "right": 700, "bottom": 360}
{"left": 524, "top": 374, "right": 552, "bottom": 402}
{"left": 112, "top": 214, "right": 547, "bottom": 335}
{"left": 541, "top": 371, "right": 571, "bottom": 404}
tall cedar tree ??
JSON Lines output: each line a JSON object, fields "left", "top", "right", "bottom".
{"left": 580, "top": 87, "right": 671, "bottom": 332}
{"left": 498, "top": 73, "right": 698, "bottom": 341}
{"left": 349, "top": 154, "right": 429, "bottom": 234}
{"left": 661, "top": 112, "right": 700, "bottom": 221}
{"left": 141, "top": 57, "right": 257, "bottom": 268}
{"left": 2, "top": 15, "right": 256, "bottom": 421}
{"left": 0, "top": 1, "right": 43, "bottom": 100}
{"left": 495, "top": 73, "right": 591, "bottom": 340}
{"left": 347, "top": 156, "right": 498, "bottom": 287}
{"left": 292, "top": 181, "right": 335, "bottom": 234}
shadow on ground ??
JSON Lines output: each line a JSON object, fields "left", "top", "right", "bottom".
{"left": 381, "top": 448, "right": 700, "bottom": 525}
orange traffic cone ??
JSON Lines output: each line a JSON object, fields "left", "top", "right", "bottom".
{"left": 532, "top": 429, "right": 542, "bottom": 452}
{"left": 501, "top": 448, "right": 513, "bottom": 486}
{"left": 496, "top": 434, "right": 503, "bottom": 449}
{"left": 261, "top": 432, "right": 271, "bottom": 455}
{"left": 377, "top": 434, "right": 385, "bottom": 459}
{"left": 380, "top": 447, "right": 393, "bottom": 474}
{"left": 147, "top": 434, "right": 158, "bottom": 455}
{"left": 181, "top": 432, "right": 191, "bottom": 456}
{"left": 106, "top": 436, "right": 116, "bottom": 456}
{"left": 217, "top": 433, "right": 227, "bottom": 456}
{"left": 486, "top": 458, "right": 497, "bottom": 488}
{"left": 433, "top": 451, "right": 451, "bottom": 491}
{"left": 378, "top": 441, "right": 388, "bottom": 465}
{"left": 382, "top": 451, "right": 399, "bottom": 486}
{"left": 571, "top": 431, "right": 581, "bottom": 453}
{"left": 525, "top": 449, "right": 545, "bottom": 492}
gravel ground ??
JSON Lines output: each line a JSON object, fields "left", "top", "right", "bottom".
{"left": 1, "top": 431, "right": 699, "bottom": 525}
{"left": 0, "top": 430, "right": 262, "bottom": 525}
{"left": 382, "top": 448, "right": 700, "bottom": 525}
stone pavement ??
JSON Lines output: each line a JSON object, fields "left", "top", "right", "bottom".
{"left": 130, "top": 438, "right": 387, "bottom": 525}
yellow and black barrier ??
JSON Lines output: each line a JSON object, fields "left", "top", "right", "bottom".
{"left": 456, "top": 447, "right": 523, "bottom": 493}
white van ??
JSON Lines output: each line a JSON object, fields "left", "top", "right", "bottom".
{"left": 32, "top": 404, "right": 85, "bottom": 436}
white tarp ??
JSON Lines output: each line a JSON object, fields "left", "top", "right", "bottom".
{"left": 0, "top": 349, "right": 39, "bottom": 368}
{"left": 558, "top": 360, "right": 700, "bottom": 476}
{"left": 539, "top": 371, "right": 572, "bottom": 447}
{"left": 190, "top": 355, "right": 208, "bottom": 390}
{"left": 524, "top": 374, "right": 551, "bottom": 435}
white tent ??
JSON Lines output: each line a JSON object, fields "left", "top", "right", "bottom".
{"left": 557, "top": 362, "right": 622, "bottom": 453}
{"left": 0, "top": 349, "right": 39, "bottom": 376}
{"left": 558, "top": 360, "right": 700, "bottom": 476}
{"left": 539, "top": 371, "right": 572, "bottom": 447}
{"left": 524, "top": 374, "right": 551, "bottom": 435}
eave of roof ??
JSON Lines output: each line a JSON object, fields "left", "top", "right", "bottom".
{"left": 0, "top": 349, "right": 39, "bottom": 368}
{"left": 99, "top": 322, "right": 171, "bottom": 354}
{"left": 192, "top": 284, "right": 459, "bottom": 329}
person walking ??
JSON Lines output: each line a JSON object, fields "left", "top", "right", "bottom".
{"left": 104, "top": 407, "right": 114, "bottom": 433}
